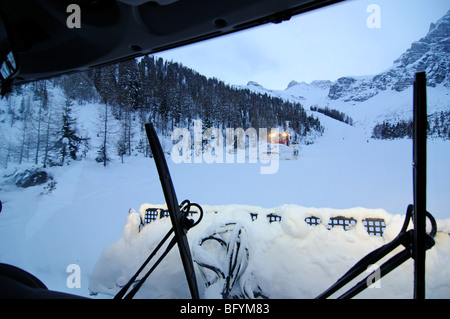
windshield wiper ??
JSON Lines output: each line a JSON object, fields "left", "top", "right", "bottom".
{"left": 114, "top": 123, "right": 201, "bottom": 299}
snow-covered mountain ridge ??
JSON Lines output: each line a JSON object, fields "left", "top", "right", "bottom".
{"left": 241, "top": 10, "right": 450, "bottom": 129}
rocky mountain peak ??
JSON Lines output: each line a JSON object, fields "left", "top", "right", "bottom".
{"left": 393, "top": 9, "right": 449, "bottom": 79}
{"left": 326, "top": 10, "right": 450, "bottom": 102}
{"left": 247, "top": 81, "right": 264, "bottom": 87}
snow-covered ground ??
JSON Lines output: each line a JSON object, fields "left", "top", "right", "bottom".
{"left": 1, "top": 104, "right": 449, "bottom": 298}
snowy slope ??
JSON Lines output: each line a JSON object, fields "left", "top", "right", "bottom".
{"left": 1, "top": 106, "right": 449, "bottom": 298}
{"left": 243, "top": 78, "right": 450, "bottom": 133}
{"left": 1, "top": 75, "right": 449, "bottom": 299}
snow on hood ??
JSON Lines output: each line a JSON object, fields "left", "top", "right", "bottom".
{"left": 89, "top": 203, "right": 450, "bottom": 299}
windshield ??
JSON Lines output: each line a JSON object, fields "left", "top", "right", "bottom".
{"left": 0, "top": 0, "right": 449, "bottom": 300}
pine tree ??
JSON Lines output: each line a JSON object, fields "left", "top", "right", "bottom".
{"left": 34, "top": 81, "right": 48, "bottom": 165}
{"left": 42, "top": 94, "right": 54, "bottom": 168}
{"left": 18, "top": 96, "right": 32, "bottom": 164}
{"left": 92, "top": 64, "right": 118, "bottom": 106}
{"left": 58, "top": 96, "right": 82, "bottom": 165}
{"left": 117, "top": 129, "right": 127, "bottom": 164}
{"left": 96, "top": 103, "right": 111, "bottom": 167}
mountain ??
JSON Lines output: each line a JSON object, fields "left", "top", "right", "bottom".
{"left": 247, "top": 9, "right": 449, "bottom": 103}
{"left": 0, "top": 56, "right": 324, "bottom": 170}
{"left": 327, "top": 9, "right": 450, "bottom": 103}
{"left": 243, "top": 10, "right": 450, "bottom": 137}
{"left": 2, "top": 10, "right": 449, "bottom": 171}
{"left": 392, "top": 9, "right": 450, "bottom": 89}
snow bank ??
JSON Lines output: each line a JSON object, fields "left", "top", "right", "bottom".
{"left": 89, "top": 203, "right": 450, "bottom": 299}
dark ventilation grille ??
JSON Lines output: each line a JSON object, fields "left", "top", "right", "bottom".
{"left": 327, "top": 216, "right": 357, "bottom": 231}
{"left": 362, "top": 218, "right": 386, "bottom": 236}
{"left": 160, "top": 209, "right": 170, "bottom": 219}
{"left": 144, "top": 208, "right": 159, "bottom": 224}
{"left": 267, "top": 213, "right": 281, "bottom": 223}
{"left": 305, "top": 216, "right": 322, "bottom": 226}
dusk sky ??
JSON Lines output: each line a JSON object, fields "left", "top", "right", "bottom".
{"left": 155, "top": 0, "right": 449, "bottom": 90}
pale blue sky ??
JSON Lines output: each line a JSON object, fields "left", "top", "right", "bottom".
{"left": 156, "top": 0, "right": 449, "bottom": 90}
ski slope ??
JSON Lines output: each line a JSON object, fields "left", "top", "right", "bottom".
{"left": 1, "top": 104, "right": 449, "bottom": 298}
